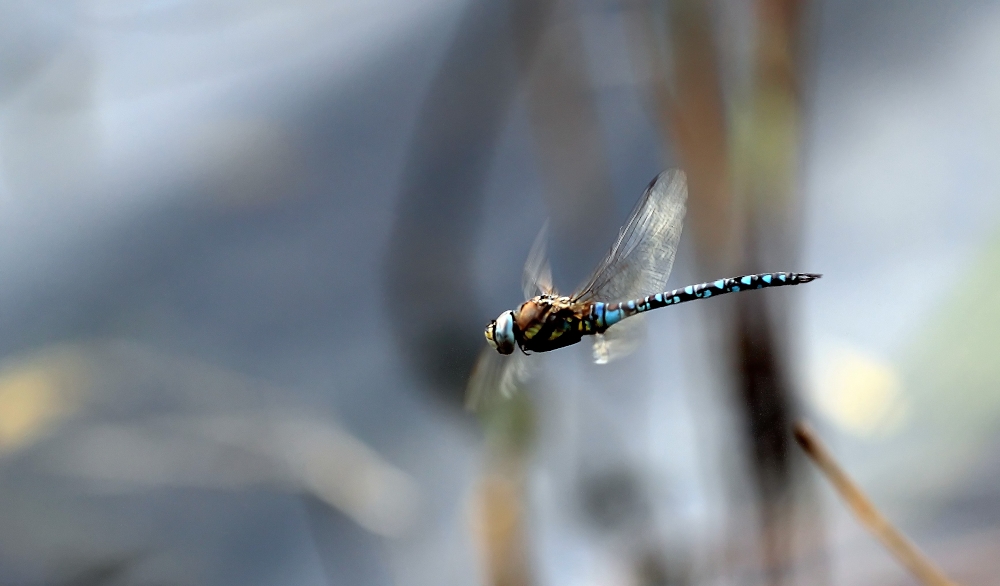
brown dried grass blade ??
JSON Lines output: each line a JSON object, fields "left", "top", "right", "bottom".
{"left": 793, "top": 421, "right": 960, "bottom": 586}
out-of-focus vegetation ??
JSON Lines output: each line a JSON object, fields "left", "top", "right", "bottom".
{"left": 0, "top": 0, "right": 998, "bottom": 585}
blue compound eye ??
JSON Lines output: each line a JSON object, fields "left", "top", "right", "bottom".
{"left": 492, "top": 311, "right": 516, "bottom": 355}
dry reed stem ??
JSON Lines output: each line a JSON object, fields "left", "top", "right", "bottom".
{"left": 793, "top": 421, "right": 960, "bottom": 586}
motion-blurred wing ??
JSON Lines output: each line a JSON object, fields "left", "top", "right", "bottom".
{"left": 522, "top": 221, "right": 555, "bottom": 299}
{"left": 464, "top": 348, "right": 532, "bottom": 412}
{"left": 573, "top": 170, "right": 687, "bottom": 304}
{"left": 592, "top": 317, "right": 645, "bottom": 364}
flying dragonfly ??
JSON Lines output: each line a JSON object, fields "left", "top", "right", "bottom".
{"left": 466, "top": 170, "right": 820, "bottom": 410}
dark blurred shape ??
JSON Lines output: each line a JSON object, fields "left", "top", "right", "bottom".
{"left": 663, "top": 0, "right": 736, "bottom": 275}
{"left": 385, "top": 0, "right": 621, "bottom": 408}
{"left": 58, "top": 556, "right": 141, "bottom": 586}
{"left": 626, "top": 0, "right": 736, "bottom": 273}
{"left": 384, "top": 0, "right": 557, "bottom": 406}
{"left": 631, "top": 0, "right": 820, "bottom": 582}
{"left": 635, "top": 548, "right": 690, "bottom": 586}
{"left": 733, "top": 294, "right": 797, "bottom": 582}
{"left": 580, "top": 467, "right": 651, "bottom": 533}
{"left": 732, "top": 1, "right": 811, "bottom": 582}
{"left": 518, "top": 1, "right": 617, "bottom": 263}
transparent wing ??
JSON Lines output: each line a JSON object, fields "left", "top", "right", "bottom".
{"left": 573, "top": 170, "right": 687, "bottom": 304}
{"left": 592, "top": 315, "right": 646, "bottom": 364}
{"left": 522, "top": 221, "right": 555, "bottom": 299}
{"left": 464, "top": 348, "right": 533, "bottom": 412}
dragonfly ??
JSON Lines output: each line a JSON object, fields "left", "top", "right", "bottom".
{"left": 466, "top": 169, "right": 820, "bottom": 410}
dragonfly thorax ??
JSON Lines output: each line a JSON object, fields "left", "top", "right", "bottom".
{"left": 505, "top": 295, "right": 590, "bottom": 354}
{"left": 515, "top": 295, "right": 568, "bottom": 331}
{"left": 486, "top": 295, "right": 588, "bottom": 355}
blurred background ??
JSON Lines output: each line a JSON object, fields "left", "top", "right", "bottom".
{"left": 0, "top": 0, "right": 998, "bottom": 584}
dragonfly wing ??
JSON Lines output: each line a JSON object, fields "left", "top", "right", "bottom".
{"left": 522, "top": 221, "right": 555, "bottom": 299}
{"left": 464, "top": 348, "right": 533, "bottom": 411}
{"left": 592, "top": 314, "right": 646, "bottom": 364}
{"left": 573, "top": 170, "right": 687, "bottom": 304}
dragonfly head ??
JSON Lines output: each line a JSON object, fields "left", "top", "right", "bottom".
{"left": 485, "top": 310, "right": 517, "bottom": 355}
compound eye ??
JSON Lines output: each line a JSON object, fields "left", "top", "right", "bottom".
{"left": 493, "top": 311, "right": 516, "bottom": 355}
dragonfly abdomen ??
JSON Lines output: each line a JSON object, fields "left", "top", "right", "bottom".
{"left": 593, "top": 272, "right": 821, "bottom": 328}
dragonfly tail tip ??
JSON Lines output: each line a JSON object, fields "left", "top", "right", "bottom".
{"left": 798, "top": 272, "right": 823, "bottom": 283}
